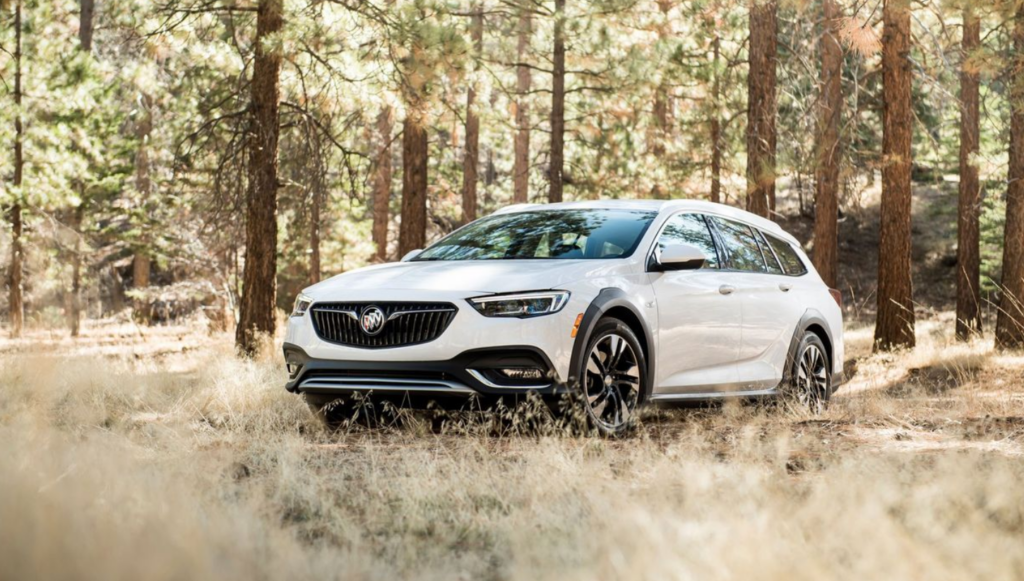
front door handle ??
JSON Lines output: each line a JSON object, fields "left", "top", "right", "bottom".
{"left": 719, "top": 285, "right": 735, "bottom": 295}
{"left": 779, "top": 283, "right": 793, "bottom": 292}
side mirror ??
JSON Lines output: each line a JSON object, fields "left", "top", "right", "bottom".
{"left": 652, "top": 243, "right": 706, "bottom": 272}
{"left": 400, "top": 249, "right": 424, "bottom": 262}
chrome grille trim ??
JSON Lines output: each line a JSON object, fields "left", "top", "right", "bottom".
{"left": 310, "top": 302, "right": 457, "bottom": 348}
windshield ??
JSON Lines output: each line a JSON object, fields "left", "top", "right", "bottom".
{"left": 414, "top": 209, "right": 657, "bottom": 261}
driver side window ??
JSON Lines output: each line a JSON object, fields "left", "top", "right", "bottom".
{"left": 656, "top": 213, "right": 720, "bottom": 269}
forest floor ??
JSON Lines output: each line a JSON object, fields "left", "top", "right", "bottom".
{"left": 3, "top": 182, "right": 1024, "bottom": 580}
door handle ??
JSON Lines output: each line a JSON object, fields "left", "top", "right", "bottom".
{"left": 779, "top": 283, "right": 793, "bottom": 292}
{"left": 719, "top": 285, "right": 735, "bottom": 295}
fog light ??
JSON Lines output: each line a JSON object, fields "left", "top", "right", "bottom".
{"left": 286, "top": 362, "right": 301, "bottom": 378}
{"left": 499, "top": 367, "right": 544, "bottom": 380}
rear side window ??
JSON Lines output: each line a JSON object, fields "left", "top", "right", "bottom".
{"left": 710, "top": 217, "right": 767, "bottom": 273}
{"left": 755, "top": 230, "right": 785, "bottom": 275}
{"left": 764, "top": 233, "right": 808, "bottom": 276}
{"left": 655, "top": 213, "right": 720, "bottom": 268}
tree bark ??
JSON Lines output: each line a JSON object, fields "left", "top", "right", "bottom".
{"left": 746, "top": 0, "right": 777, "bottom": 219}
{"left": 461, "top": 8, "right": 483, "bottom": 224}
{"left": 549, "top": 0, "right": 566, "bottom": 203}
{"left": 710, "top": 32, "right": 722, "bottom": 204}
{"left": 8, "top": 0, "right": 24, "bottom": 338}
{"left": 399, "top": 114, "right": 428, "bottom": 256}
{"left": 812, "top": 0, "right": 842, "bottom": 288}
{"left": 513, "top": 4, "right": 532, "bottom": 204}
{"left": 373, "top": 107, "right": 393, "bottom": 262}
{"left": 874, "top": 0, "right": 915, "bottom": 351}
{"left": 996, "top": 4, "right": 1024, "bottom": 349}
{"left": 957, "top": 7, "right": 982, "bottom": 341}
{"left": 79, "top": 0, "right": 94, "bottom": 50}
{"left": 236, "top": 0, "right": 284, "bottom": 355}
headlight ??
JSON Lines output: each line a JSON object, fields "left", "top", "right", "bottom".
{"left": 291, "top": 293, "right": 313, "bottom": 317}
{"left": 468, "top": 291, "right": 570, "bottom": 318}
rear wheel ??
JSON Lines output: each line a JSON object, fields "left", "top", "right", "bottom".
{"left": 782, "top": 332, "right": 832, "bottom": 413}
{"left": 577, "top": 317, "right": 647, "bottom": 436}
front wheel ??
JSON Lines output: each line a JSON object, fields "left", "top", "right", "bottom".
{"left": 782, "top": 332, "right": 832, "bottom": 413}
{"left": 577, "top": 317, "right": 647, "bottom": 436}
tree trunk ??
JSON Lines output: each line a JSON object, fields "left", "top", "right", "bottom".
{"left": 957, "top": 7, "right": 982, "bottom": 341}
{"left": 513, "top": 4, "right": 532, "bottom": 204}
{"left": 996, "top": 4, "right": 1024, "bottom": 349}
{"left": 746, "top": 0, "right": 777, "bottom": 219}
{"left": 651, "top": 0, "right": 672, "bottom": 161}
{"left": 373, "top": 107, "right": 393, "bottom": 262}
{"left": 710, "top": 32, "right": 722, "bottom": 204}
{"left": 399, "top": 114, "right": 428, "bottom": 256}
{"left": 79, "top": 0, "right": 94, "bottom": 50}
{"left": 812, "top": 0, "right": 841, "bottom": 288}
{"left": 549, "top": 0, "right": 566, "bottom": 203}
{"left": 8, "top": 0, "right": 24, "bottom": 338}
{"left": 235, "top": 0, "right": 284, "bottom": 356}
{"left": 461, "top": 8, "right": 483, "bottom": 224}
{"left": 309, "top": 156, "right": 322, "bottom": 285}
{"left": 132, "top": 93, "right": 153, "bottom": 323}
{"left": 874, "top": 0, "right": 915, "bottom": 351}
{"left": 69, "top": 203, "right": 84, "bottom": 337}
{"left": 68, "top": 0, "right": 95, "bottom": 338}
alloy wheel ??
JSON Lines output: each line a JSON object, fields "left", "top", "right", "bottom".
{"left": 795, "top": 343, "right": 828, "bottom": 412}
{"left": 584, "top": 333, "right": 641, "bottom": 431}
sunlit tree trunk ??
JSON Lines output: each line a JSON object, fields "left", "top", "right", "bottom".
{"left": 549, "top": 0, "right": 566, "bottom": 203}
{"left": 956, "top": 7, "right": 982, "bottom": 341}
{"left": 8, "top": 0, "right": 24, "bottom": 338}
{"left": 399, "top": 114, "right": 428, "bottom": 255}
{"left": 746, "top": 0, "right": 777, "bottom": 219}
{"left": 513, "top": 3, "right": 532, "bottom": 204}
{"left": 874, "top": 0, "right": 915, "bottom": 351}
{"left": 236, "top": 0, "right": 284, "bottom": 356}
{"left": 996, "top": 3, "right": 1024, "bottom": 349}
{"left": 812, "top": 0, "right": 841, "bottom": 288}
{"left": 461, "top": 8, "right": 483, "bottom": 224}
{"left": 309, "top": 145, "right": 323, "bottom": 285}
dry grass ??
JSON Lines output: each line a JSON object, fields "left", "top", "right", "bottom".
{"left": 2, "top": 317, "right": 1024, "bottom": 581}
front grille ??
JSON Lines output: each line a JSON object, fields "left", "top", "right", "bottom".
{"left": 310, "top": 302, "right": 457, "bottom": 348}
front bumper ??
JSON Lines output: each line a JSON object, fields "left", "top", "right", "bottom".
{"left": 283, "top": 343, "right": 570, "bottom": 397}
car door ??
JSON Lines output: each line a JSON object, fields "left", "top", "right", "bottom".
{"left": 708, "top": 216, "right": 803, "bottom": 390}
{"left": 648, "top": 213, "right": 742, "bottom": 394}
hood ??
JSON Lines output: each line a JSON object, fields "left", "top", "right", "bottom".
{"left": 304, "top": 259, "right": 636, "bottom": 300}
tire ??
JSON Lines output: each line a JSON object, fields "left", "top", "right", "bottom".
{"left": 576, "top": 317, "right": 648, "bottom": 436}
{"left": 781, "top": 331, "right": 832, "bottom": 413}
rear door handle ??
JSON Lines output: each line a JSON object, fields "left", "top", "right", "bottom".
{"left": 779, "top": 283, "right": 793, "bottom": 292}
{"left": 719, "top": 285, "right": 735, "bottom": 295}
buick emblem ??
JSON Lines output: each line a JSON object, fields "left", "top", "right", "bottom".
{"left": 360, "top": 306, "right": 386, "bottom": 336}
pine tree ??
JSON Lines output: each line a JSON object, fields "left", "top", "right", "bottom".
{"left": 549, "top": 0, "right": 566, "bottom": 203}
{"left": 812, "top": 0, "right": 842, "bottom": 288}
{"left": 874, "top": 0, "right": 915, "bottom": 351}
{"left": 995, "top": 0, "right": 1024, "bottom": 349}
{"left": 746, "top": 0, "right": 777, "bottom": 219}
{"left": 236, "top": 0, "right": 285, "bottom": 355}
{"left": 956, "top": 4, "right": 982, "bottom": 340}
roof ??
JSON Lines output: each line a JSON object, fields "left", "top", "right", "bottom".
{"left": 494, "top": 199, "right": 797, "bottom": 244}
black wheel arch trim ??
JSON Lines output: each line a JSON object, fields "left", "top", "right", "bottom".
{"left": 567, "top": 288, "right": 656, "bottom": 400}
{"left": 782, "top": 309, "right": 838, "bottom": 388}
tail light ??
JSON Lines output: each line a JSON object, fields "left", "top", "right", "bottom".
{"left": 828, "top": 288, "right": 842, "bottom": 307}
